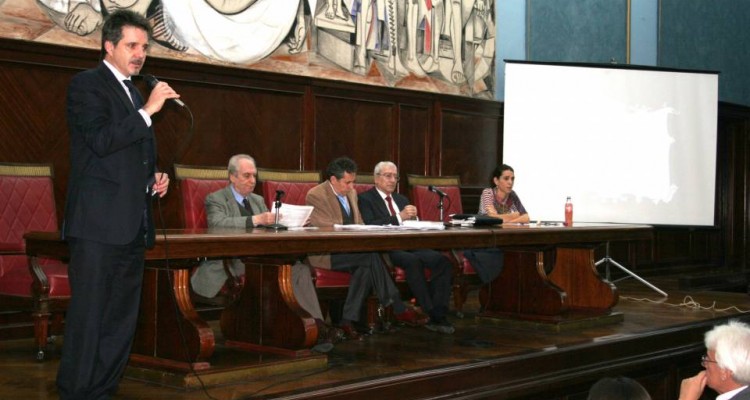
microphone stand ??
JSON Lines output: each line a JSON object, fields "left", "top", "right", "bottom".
{"left": 265, "top": 194, "right": 287, "bottom": 231}
{"left": 595, "top": 242, "right": 667, "bottom": 296}
{"left": 436, "top": 193, "right": 445, "bottom": 222}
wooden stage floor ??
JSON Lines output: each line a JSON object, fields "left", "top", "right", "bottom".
{"left": 2, "top": 274, "right": 749, "bottom": 399}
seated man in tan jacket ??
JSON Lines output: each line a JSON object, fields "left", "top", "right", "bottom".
{"left": 306, "top": 156, "right": 426, "bottom": 340}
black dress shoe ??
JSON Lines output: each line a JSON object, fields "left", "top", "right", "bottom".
{"left": 340, "top": 324, "right": 363, "bottom": 341}
{"left": 324, "top": 325, "right": 346, "bottom": 343}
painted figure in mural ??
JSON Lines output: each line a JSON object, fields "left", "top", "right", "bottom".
{"left": 36, "top": 0, "right": 494, "bottom": 96}
{"left": 159, "top": 0, "right": 311, "bottom": 63}
{"left": 288, "top": 0, "right": 311, "bottom": 54}
{"left": 353, "top": 0, "right": 379, "bottom": 74}
{"left": 325, "top": 0, "right": 349, "bottom": 21}
{"left": 38, "top": 0, "right": 149, "bottom": 36}
{"left": 36, "top": 0, "right": 188, "bottom": 51}
{"left": 386, "top": 0, "right": 492, "bottom": 89}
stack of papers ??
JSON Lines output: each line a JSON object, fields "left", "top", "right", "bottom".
{"left": 333, "top": 221, "right": 445, "bottom": 231}
{"left": 401, "top": 220, "right": 445, "bottom": 230}
{"left": 271, "top": 203, "right": 314, "bottom": 228}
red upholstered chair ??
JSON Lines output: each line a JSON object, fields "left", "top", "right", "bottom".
{"left": 256, "top": 168, "right": 321, "bottom": 210}
{"left": 407, "top": 174, "right": 477, "bottom": 317}
{"left": 0, "top": 163, "right": 70, "bottom": 360}
{"left": 174, "top": 164, "right": 229, "bottom": 230}
{"left": 174, "top": 164, "right": 242, "bottom": 304}
{"left": 353, "top": 173, "right": 375, "bottom": 195}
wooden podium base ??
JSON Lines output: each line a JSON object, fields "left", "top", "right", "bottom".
{"left": 476, "top": 310, "right": 624, "bottom": 333}
{"left": 125, "top": 350, "right": 327, "bottom": 389}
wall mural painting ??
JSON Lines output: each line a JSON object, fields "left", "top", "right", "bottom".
{"left": 10, "top": 0, "right": 495, "bottom": 98}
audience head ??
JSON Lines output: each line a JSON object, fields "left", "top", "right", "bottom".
{"left": 326, "top": 157, "right": 357, "bottom": 196}
{"left": 227, "top": 154, "right": 257, "bottom": 197}
{"left": 702, "top": 320, "right": 750, "bottom": 393}
{"left": 100, "top": 10, "right": 151, "bottom": 61}
{"left": 587, "top": 376, "right": 651, "bottom": 400}
{"left": 373, "top": 161, "right": 399, "bottom": 194}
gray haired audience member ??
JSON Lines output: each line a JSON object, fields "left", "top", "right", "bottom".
{"left": 679, "top": 320, "right": 750, "bottom": 400}
{"left": 587, "top": 376, "right": 651, "bottom": 400}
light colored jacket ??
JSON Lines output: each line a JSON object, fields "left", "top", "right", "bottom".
{"left": 304, "top": 181, "right": 363, "bottom": 269}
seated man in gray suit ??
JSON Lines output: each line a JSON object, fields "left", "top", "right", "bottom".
{"left": 190, "top": 154, "right": 342, "bottom": 352}
{"left": 305, "top": 156, "right": 427, "bottom": 340}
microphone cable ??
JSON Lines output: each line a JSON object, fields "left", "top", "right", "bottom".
{"left": 154, "top": 190, "right": 219, "bottom": 400}
{"left": 149, "top": 91, "right": 217, "bottom": 399}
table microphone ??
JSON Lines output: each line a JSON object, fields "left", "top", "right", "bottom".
{"left": 428, "top": 185, "right": 447, "bottom": 197}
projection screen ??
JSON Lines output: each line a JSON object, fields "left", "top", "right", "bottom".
{"left": 503, "top": 61, "right": 719, "bottom": 226}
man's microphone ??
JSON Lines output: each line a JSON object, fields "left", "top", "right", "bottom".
{"left": 428, "top": 185, "right": 447, "bottom": 197}
{"left": 274, "top": 190, "right": 285, "bottom": 202}
{"left": 143, "top": 74, "right": 185, "bottom": 107}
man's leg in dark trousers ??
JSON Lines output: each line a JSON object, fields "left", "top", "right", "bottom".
{"left": 57, "top": 235, "right": 145, "bottom": 400}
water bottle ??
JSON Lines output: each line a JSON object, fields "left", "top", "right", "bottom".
{"left": 564, "top": 196, "right": 573, "bottom": 227}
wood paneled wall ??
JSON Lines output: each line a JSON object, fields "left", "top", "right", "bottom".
{"left": 1, "top": 38, "right": 748, "bottom": 274}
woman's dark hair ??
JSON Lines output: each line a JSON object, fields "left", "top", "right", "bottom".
{"left": 489, "top": 164, "right": 514, "bottom": 187}
{"left": 587, "top": 377, "right": 651, "bottom": 400}
{"left": 100, "top": 10, "right": 152, "bottom": 58}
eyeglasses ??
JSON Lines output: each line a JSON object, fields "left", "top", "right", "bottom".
{"left": 701, "top": 354, "right": 718, "bottom": 366}
{"left": 376, "top": 173, "right": 400, "bottom": 181}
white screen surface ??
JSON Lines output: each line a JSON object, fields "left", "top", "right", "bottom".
{"left": 503, "top": 61, "right": 718, "bottom": 226}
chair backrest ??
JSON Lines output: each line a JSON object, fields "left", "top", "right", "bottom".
{"left": 353, "top": 173, "right": 375, "bottom": 194}
{"left": 0, "top": 163, "right": 58, "bottom": 278}
{"left": 407, "top": 175, "right": 464, "bottom": 222}
{"left": 257, "top": 168, "right": 321, "bottom": 208}
{"left": 174, "top": 164, "right": 229, "bottom": 229}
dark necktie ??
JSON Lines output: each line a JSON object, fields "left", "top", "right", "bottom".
{"left": 385, "top": 195, "right": 397, "bottom": 217}
{"left": 242, "top": 198, "right": 254, "bottom": 215}
{"left": 123, "top": 79, "right": 144, "bottom": 109}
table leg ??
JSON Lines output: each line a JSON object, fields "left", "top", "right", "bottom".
{"left": 547, "top": 247, "right": 618, "bottom": 310}
{"left": 221, "top": 260, "right": 318, "bottom": 356}
{"left": 131, "top": 268, "right": 214, "bottom": 369}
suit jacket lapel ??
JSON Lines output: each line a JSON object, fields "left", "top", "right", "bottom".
{"left": 368, "top": 188, "right": 391, "bottom": 218}
{"left": 221, "top": 186, "right": 242, "bottom": 218}
{"left": 346, "top": 190, "right": 361, "bottom": 223}
{"left": 96, "top": 63, "right": 135, "bottom": 112}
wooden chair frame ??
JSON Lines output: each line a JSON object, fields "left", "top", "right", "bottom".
{"left": 1, "top": 162, "right": 69, "bottom": 360}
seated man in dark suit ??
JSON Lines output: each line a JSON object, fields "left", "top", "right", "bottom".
{"left": 191, "top": 154, "right": 342, "bottom": 352}
{"left": 305, "top": 157, "right": 427, "bottom": 339}
{"left": 358, "top": 161, "right": 455, "bottom": 334}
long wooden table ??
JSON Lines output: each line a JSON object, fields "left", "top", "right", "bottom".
{"left": 25, "top": 223, "right": 652, "bottom": 377}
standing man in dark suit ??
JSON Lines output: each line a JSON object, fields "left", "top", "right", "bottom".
{"left": 358, "top": 161, "right": 455, "bottom": 334}
{"left": 58, "top": 10, "right": 178, "bottom": 399}
{"left": 305, "top": 157, "right": 427, "bottom": 339}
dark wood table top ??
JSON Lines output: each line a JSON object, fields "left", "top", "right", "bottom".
{"left": 25, "top": 223, "right": 652, "bottom": 264}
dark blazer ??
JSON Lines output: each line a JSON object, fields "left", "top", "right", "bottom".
{"left": 358, "top": 187, "right": 408, "bottom": 226}
{"left": 732, "top": 386, "right": 750, "bottom": 399}
{"left": 63, "top": 63, "right": 156, "bottom": 247}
